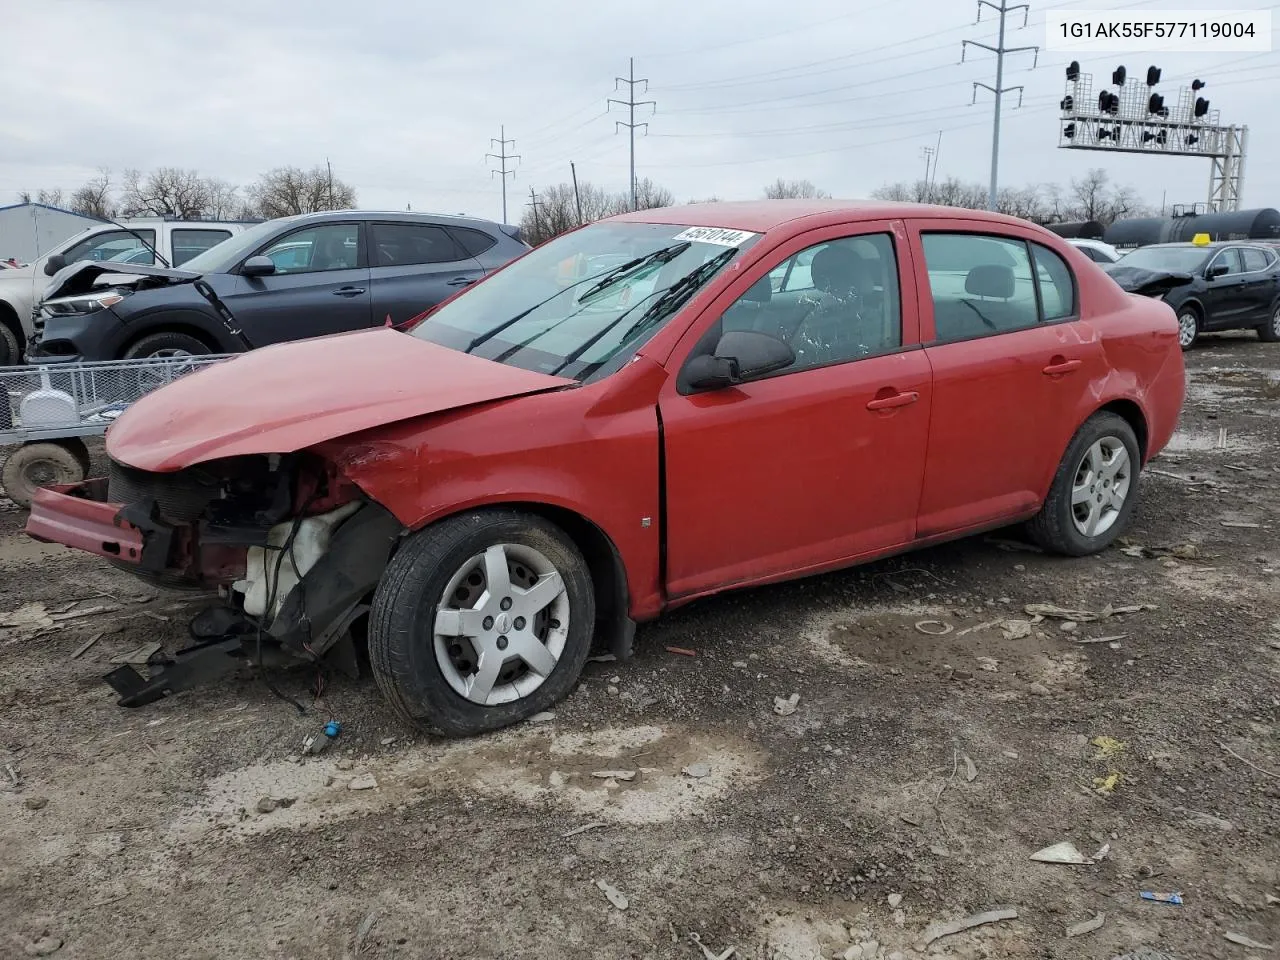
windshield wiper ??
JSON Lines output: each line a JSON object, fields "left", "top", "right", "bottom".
{"left": 575, "top": 242, "right": 691, "bottom": 302}
{"left": 459, "top": 242, "right": 692, "bottom": 355}
{"left": 549, "top": 248, "right": 738, "bottom": 377}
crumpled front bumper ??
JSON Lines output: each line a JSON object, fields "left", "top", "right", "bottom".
{"left": 25, "top": 479, "right": 150, "bottom": 565}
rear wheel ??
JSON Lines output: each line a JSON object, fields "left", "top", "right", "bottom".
{"left": 1257, "top": 302, "right": 1280, "bottom": 343}
{"left": 1176, "top": 306, "right": 1200, "bottom": 351}
{"left": 1, "top": 441, "right": 86, "bottom": 508}
{"left": 369, "top": 510, "right": 595, "bottom": 737}
{"left": 1027, "top": 412, "right": 1141, "bottom": 556}
{"left": 121, "top": 331, "right": 211, "bottom": 360}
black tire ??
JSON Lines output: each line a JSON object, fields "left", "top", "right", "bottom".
{"left": 121, "top": 331, "right": 211, "bottom": 360}
{"left": 1175, "top": 305, "right": 1201, "bottom": 351}
{"left": 62, "top": 436, "right": 93, "bottom": 477}
{"left": 369, "top": 509, "right": 595, "bottom": 737}
{"left": 1027, "top": 412, "right": 1141, "bottom": 557}
{"left": 1, "top": 442, "right": 86, "bottom": 508}
{"left": 0, "top": 318, "right": 20, "bottom": 367}
{"left": 1257, "top": 301, "right": 1280, "bottom": 343}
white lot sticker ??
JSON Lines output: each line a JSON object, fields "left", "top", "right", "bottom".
{"left": 672, "top": 226, "right": 758, "bottom": 247}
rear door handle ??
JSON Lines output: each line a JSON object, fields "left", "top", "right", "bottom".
{"left": 447, "top": 277, "right": 476, "bottom": 287}
{"left": 333, "top": 286, "right": 366, "bottom": 297}
{"left": 1043, "top": 358, "right": 1082, "bottom": 375}
{"left": 866, "top": 390, "right": 920, "bottom": 411}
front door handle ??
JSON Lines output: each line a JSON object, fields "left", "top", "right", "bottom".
{"left": 333, "top": 286, "right": 366, "bottom": 297}
{"left": 866, "top": 390, "right": 920, "bottom": 411}
{"left": 1043, "top": 358, "right": 1082, "bottom": 375}
{"left": 447, "top": 277, "right": 476, "bottom": 287}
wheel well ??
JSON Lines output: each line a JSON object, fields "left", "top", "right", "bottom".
{"left": 121, "top": 322, "right": 219, "bottom": 357}
{"left": 1098, "top": 399, "right": 1148, "bottom": 462}
{"left": 1176, "top": 299, "right": 1203, "bottom": 320}
{"left": 0, "top": 299, "right": 25, "bottom": 351}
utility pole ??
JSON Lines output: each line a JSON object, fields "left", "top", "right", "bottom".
{"left": 962, "top": 0, "right": 1039, "bottom": 211}
{"left": 486, "top": 126, "right": 520, "bottom": 223}
{"left": 570, "top": 162, "right": 584, "bottom": 225}
{"left": 920, "top": 146, "right": 936, "bottom": 199}
{"left": 608, "top": 57, "right": 656, "bottom": 212}
{"left": 526, "top": 186, "right": 545, "bottom": 242}
{"left": 326, "top": 158, "right": 334, "bottom": 209}
{"left": 929, "top": 130, "right": 943, "bottom": 200}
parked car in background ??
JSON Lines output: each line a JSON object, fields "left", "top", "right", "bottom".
{"left": 1067, "top": 238, "right": 1122, "bottom": 264}
{"left": 1103, "top": 237, "right": 1280, "bottom": 349}
{"left": 27, "top": 200, "right": 1184, "bottom": 735}
{"left": 0, "top": 217, "right": 253, "bottom": 365}
{"left": 28, "top": 211, "right": 529, "bottom": 362}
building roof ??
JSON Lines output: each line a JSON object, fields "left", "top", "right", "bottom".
{"left": 0, "top": 200, "right": 106, "bottom": 221}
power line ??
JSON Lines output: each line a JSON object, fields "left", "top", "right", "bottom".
{"left": 485, "top": 125, "right": 520, "bottom": 223}
{"left": 608, "top": 57, "right": 656, "bottom": 212}
{"left": 963, "top": 0, "right": 1040, "bottom": 211}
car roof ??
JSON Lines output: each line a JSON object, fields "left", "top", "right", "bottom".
{"left": 286, "top": 209, "right": 507, "bottom": 229}
{"left": 1141, "top": 241, "right": 1238, "bottom": 250}
{"left": 607, "top": 199, "right": 1041, "bottom": 234}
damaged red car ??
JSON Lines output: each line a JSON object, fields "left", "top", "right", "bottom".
{"left": 25, "top": 201, "right": 1185, "bottom": 736}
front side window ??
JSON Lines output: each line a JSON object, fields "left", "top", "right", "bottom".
{"left": 922, "top": 233, "right": 1040, "bottom": 343}
{"left": 412, "top": 221, "right": 761, "bottom": 381}
{"left": 62, "top": 229, "right": 157, "bottom": 266}
{"left": 726, "top": 233, "right": 901, "bottom": 371}
{"left": 371, "top": 222, "right": 465, "bottom": 266}
{"left": 258, "top": 224, "right": 362, "bottom": 274}
{"left": 1211, "top": 248, "right": 1245, "bottom": 276}
{"left": 171, "top": 228, "right": 232, "bottom": 267}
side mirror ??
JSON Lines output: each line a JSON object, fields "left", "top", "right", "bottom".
{"left": 241, "top": 255, "right": 277, "bottom": 278}
{"left": 686, "top": 330, "right": 796, "bottom": 391}
{"left": 1206, "top": 262, "right": 1229, "bottom": 280}
{"left": 43, "top": 254, "right": 66, "bottom": 277}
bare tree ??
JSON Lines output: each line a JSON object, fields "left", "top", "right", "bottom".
{"left": 18, "top": 191, "right": 31, "bottom": 203}
{"left": 246, "top": 165, "right": 357, "bottom": 219}
{"left": 519, "top": 178, "right": 676, "bottom": 246}
{"left": 870, "top": 180, "right": 932, "bottom": 203}
{"left": 763, "top": 178, "right": 832, "bottom": 200}
{"left": 632, "top": 177, "right": 675, "bottom": 211}
{"left": 69, "top": 168, "right": 115, "bottom": 219}
{"left": 36, "top": 188, "right": 65, "bottom": 207}
{"left": 204, "top": 178, "right": 248, "bottom": 220}
{"left": 119, "top": 167, "right": 214, "bottom": 218}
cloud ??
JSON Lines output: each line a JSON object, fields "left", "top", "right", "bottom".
{"left": 2, "top": 0, "right": 1273, "bottom": 218}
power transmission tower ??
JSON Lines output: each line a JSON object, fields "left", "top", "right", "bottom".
{"left": 608, "top": 57, "right": 656, "bottom": 212}
{"left": 962, "top": 0, "right": 1039, "bottom": 211}
{"left": 486, "top": 126, "right": 520, "bottom": 223}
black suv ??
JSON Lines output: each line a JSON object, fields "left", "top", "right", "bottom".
{"left": 29, "top": 210, "right": 529, "bottom": 361}
{"left": 1107, "top": 240, "right": 1280, "bottom": 350}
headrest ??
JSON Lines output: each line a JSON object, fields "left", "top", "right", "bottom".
{"left": 812, "top": 244, "right": 864, "bottom": 284}
{"left": 965, "top": 264, "right": 1014, "bottom": 299}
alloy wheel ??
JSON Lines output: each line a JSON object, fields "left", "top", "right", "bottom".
{"left": 1177, "top": 312, "right": 1197, "bottom": 348}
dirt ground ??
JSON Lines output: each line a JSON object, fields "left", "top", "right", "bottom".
{"left": 2, "top": 335, "right": 1278, "bottom": 960}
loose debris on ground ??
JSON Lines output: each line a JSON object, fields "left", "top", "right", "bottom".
{"left": 3, "top": 337, "right": 1280, "bottom": 958}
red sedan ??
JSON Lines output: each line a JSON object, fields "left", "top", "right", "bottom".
{"left": 25, "top": 201, "right": 1185, "bottom": 735}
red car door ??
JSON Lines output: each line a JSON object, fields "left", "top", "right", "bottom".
{"left": 909, "top": 220, "right": 1107, "bottom": 537}
{"left": 657, "top": 220, "right": 933, "bottom": 600}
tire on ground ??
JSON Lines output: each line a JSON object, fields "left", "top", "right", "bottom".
{"left": 0, "top": 318, "right": 20, "bottom": 367}
{"left": 1, "top": 442, "right": 86, "bottom": 508}
{"left": 121, "top": 331, "right": 212, "bottom": 360}
{"left": 1258, "top": 301, "right": 1280, "bottom": 343}
{"left": 368, "top": 509, "right": 596, "bottom": 737}
{"left": 1026, "top": 411, "right": 1141, "bottom": 557}
{"left": 1176, "top": 306, "right": 1200, "bottom": 351}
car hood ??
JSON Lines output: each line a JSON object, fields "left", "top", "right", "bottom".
{"left": 43, "top": 261, "right": 200, "bottom": 301}
{"left": 105, "top": 328, "right": 575, "bottom": 472}
{"left": 1103, "top": 264, "right": 1195, "bottom": 298}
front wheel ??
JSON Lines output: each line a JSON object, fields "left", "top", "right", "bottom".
{"left": 1257, "top": 302, "right": 1280, "bottom": 343}
{"left": 1027, "top": 412, "right": 1141, "bottom": 556}
{"left": 121, "top": 331, "right": 212, "bottom": 361}
{"left": 0, "top": 320, "right": 19, "bottom": 367}
{"left": 1, "top": 441, "right": 86, "bottom": 508}
{"left": 1176, "top": 307, "right": 1200, "bottom": 351}
{"left": 369, "top": 510, "right": 595, "bottom": 737}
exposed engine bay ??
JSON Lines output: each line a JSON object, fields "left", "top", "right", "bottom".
{"left": 30, "top": 453, "right": 404, "bottom": 707}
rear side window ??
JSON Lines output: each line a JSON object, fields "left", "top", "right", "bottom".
{"left": 371, "top": 223, "right": 465, "bottom": 266}
{"left": 449, "top": 226, "right": 498, "bottom": 257}
{"left": 1242, "top": 248, "right": 1272, "bottom": 272}
{"left": 1031, "top": 243, "right": 1076, "bottom": 320}
{"left": 922, "top": 233, "right": 1039, "bottom": 342}
{"left": 171, "top": 228, "right": 231, "bottom": 267}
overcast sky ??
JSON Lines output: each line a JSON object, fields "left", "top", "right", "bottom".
{"left": 3, "top": 0, "right": 1276, "bottom": 222}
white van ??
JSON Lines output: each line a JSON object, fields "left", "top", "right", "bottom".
{"left": 0, "top": 217, "right": 255, "bottom": 365}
